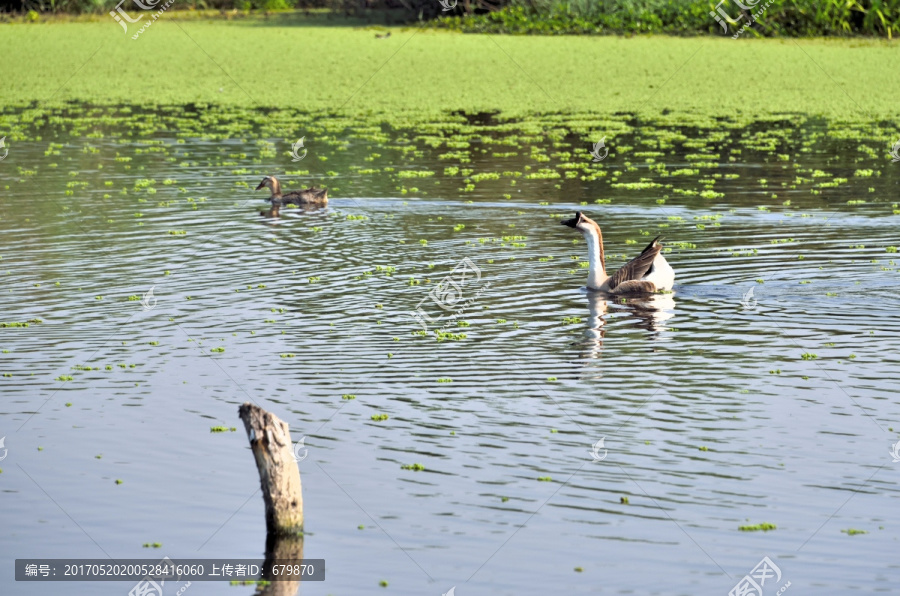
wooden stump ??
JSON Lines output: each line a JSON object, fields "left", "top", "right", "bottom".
{"left": 238, "top": 402, "right": 304, "bottom": 535}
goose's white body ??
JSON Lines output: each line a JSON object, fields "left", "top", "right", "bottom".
{"left": 641, "top": 253, "right": 675, "bottom": 292}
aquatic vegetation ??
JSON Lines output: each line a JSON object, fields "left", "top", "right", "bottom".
{"left": 210, "top": 347, "right": 225, "bottom": 353}
{"left": 397, "top": 170, "right": 435, "bottom": 179}
{"left": 370, "top": 414, "right": 389, "bottom": 421}
{"left": 537, "top": 476, "right": 553, "bottom": 482}
{"left": 1, "top": 319, "right": 42, "bottom": 327}
{"left": 435, "top": 330, "right": 466, "bottom": 342}
{"left": 401, "top": 463, "right": 425, "bottom": 471}
{"left": 342, "top": 394, "right": 357, "bottom": 400}
{"left": 841, "top": 528, "right": 868, "bottom": 536}
{"left": 210, "top": 426, "right": 237, "bottom": 432}
{"left": 738, "top": 522, "right": 777, "bottom": 532}
{"left": 611, "top": 182, "right": 662, "bottom": 190}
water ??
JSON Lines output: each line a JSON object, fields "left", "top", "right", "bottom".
{"left": 1, "top": 109, "right": 899, "bottom": 595}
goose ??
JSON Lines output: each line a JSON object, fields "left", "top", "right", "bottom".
{"left": 562, "top": 211, "right": 674, "bottom": 294}
{"left": 256, "top": 176, "right": 328, "bottom": 206}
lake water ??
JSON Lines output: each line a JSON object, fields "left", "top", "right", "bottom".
{"left": 1, "top": 108, "right": 899, "bottom": 595}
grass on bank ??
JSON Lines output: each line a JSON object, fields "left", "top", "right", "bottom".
{"left": 436, "top": 0, "right": 900, "bottom": 38}
{"left": 1, "top": 17, "right": 899, "bottom": 121}
{"left": 7, "top": 0, "right": 900, "bottom": 37}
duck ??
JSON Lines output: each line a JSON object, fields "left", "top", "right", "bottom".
{"left": 562, "top": 211, "right": 674, "bottom": 294}
{"left": 256, "top": 176, "right": 328, "bottom": 206}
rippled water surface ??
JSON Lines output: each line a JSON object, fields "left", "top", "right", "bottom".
{"left": 1, "top": 111, "right": 899, "bottom": 595}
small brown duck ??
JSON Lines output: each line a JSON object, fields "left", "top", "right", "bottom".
{"left": 256, "top": 175, "right": 328, "bottom": 206}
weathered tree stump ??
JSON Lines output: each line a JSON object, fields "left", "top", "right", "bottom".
{"left": 238, "top": 402, "right": 304, "bottom": 535}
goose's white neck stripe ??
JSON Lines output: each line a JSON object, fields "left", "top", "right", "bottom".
{"left": 582, "top": 225, "right": 608, "bottom": 290}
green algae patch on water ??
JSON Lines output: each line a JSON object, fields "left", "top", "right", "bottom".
{"left": 2, "top": 23, "right": 900, "bottom": 121}
{"left": 739, "top": 522, "right": 777, "bottom": 532}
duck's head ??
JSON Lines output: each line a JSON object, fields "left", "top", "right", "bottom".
{"left": 562, "top": 211, "right": 600, "bottom": 235}
{"left": 256, "top": 176, "right": 277, "bottom": 191}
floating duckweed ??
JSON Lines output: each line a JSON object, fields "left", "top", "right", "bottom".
{"left": 841, "top": 528, "right": 868, "bottom": 535}
{"left": 397, "top": 170, "right": 435, "bottom": 178}
{"left": 210, "top": 347, "right": 225, "bottom": 353}
{"left": 537, "top": 476, "right": 553, "bottom": 482}
{"left": 611, "top": 181, "right": 662, "bottom": 190}
{"left": 210, "top": 426, "right": 237, "bottom": 432}
{"left": 401, "top": 463, "right": 425, "bottom": 471}
{"left": 435, "top": 330, "right": 466, "bottom": 342}
{"left": 437, "top": 378, "right": 452, "bottom": 383}
{"left": 371, "top": 414, "right": 389, "bottom": 421}
{"left": 739, "top": 523, "right": 777, "bottom": 532}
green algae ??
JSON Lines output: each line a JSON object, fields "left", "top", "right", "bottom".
{"left": 739, "top": 522, "right": 777, "bottom": 532}
{"left": 2, "top": 23, "right": 900, "bottom": 121}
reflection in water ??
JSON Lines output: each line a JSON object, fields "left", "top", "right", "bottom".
{"left": 576, "top": 291, "right": 607, "bottom": 361}
{"left": 616, "top": 292, "right": 676, "bottom": 337}
{"left": 576, "top": 291, "right": 676, "bottom": 361}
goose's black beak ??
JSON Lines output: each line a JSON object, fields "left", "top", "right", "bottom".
{"left": 255, "top": 182, "right": 266, "bottom": 191}
{"left": 561, "top": 211, "right": 583, "bottom": 228}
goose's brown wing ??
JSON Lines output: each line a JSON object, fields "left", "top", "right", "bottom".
{"left": 609, "top": 280, "right": 657, "bottom": 294}
{"left": 606, "top": 236, "right": 663, "bottom": 291}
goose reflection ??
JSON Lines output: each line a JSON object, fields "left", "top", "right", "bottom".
{"left": 574, "top": 291, "right": 676, "bottom": 361}
{"left": 613, "top": 291, "right": 676, "bottom": 336}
